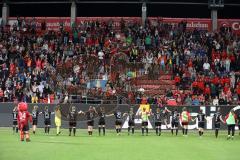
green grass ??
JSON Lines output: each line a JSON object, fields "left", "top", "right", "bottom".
{"left": 0, "top": 128, "right": 240, "bottom": 160}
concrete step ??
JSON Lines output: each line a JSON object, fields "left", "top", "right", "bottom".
{"left": 137, "top": 84, "right": 176, "bottom": 90}
{"left": 134, "top": 80, "right": 175, "bottom": 85}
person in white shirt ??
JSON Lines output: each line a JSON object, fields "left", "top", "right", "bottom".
{"left": 146, "top": 52, "right": 153, "bottom": 64}
{"left": 98, "top": 50, "right": 104, "bottom": 60}
{"left": 203, "top": 61, "right": 210, "bottom": 75}
{"left": 212, "top": 96, "right": 219, "bottom": 106}
{"left": 38, "top": 82, "right": 44, "bottom": 96}
{"left": 230, "top": 71, "right": 235, "bottom": 89}
{"left": 225, "top": 57, "right": 231, "bottom": 73}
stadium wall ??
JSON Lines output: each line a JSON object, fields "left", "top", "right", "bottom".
{"left": 0, "top": 103, "right": 239, "bottom": 130}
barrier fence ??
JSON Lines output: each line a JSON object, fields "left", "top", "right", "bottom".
{"left": 0, "top": 103, "right": 239, "bottom": 130}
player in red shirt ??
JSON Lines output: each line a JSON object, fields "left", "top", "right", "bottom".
{"left": 17, "top": 102, "right": 32, "bottom": 142}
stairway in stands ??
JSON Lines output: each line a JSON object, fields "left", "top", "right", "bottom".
{"left": 132, "top": 73, "right": 176, "bottom": 96}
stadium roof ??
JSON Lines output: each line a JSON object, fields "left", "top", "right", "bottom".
{"left": 1, "top": 0, "right": 240, "bottom": 5}
{"left": 2, "top": 0, "right": 240, "bottom": 6}
{"left": 0, "top": 0, "right": 240, "bottom": 18}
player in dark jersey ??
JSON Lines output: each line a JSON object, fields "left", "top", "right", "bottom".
{"left": 114, "top": 110, "right": 123, "bottom": 135}
{"left": 83, "top": 106, "right": 97, "bottom": 136}
{"left": 31, "top": 105, "right": 40, "bottom": 134}
{"left": 193, "top": 109, "right": 207, "bottom": 137}
{"left": 212, "top": 108, "right": 224, "bottom": 138}
{"left": 162, "top": 107, "right": 171, "bottom": 129}
{"left": 12, "top": 106, "right": 18, "bottom": 134}
{"left": 152, "top": 108, "right": 163, "bottom": 136}
{"left": 124, "top": 107, "right": 135, "bottom": 135}
{"left": 68, "top": 106, "right": 83, "bottom": 136}
{"left": 171, "top": 109, "right": 180, "bottom": 136}
{"left": 43, "top": 106, "right": 53, "bottom": 134}
{"left": 108, "top": 109, "right": 123, "bottom": 135}
{"left": 98, "top": 107, "right": 106, "bottom": 136}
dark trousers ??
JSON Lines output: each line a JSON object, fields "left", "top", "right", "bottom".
{"left": 228, "top": 124, "right": 235, "bottom": 136}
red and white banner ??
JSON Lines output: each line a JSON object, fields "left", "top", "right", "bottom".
{"left": 7, "top": 17, "right": 240, "bottom": 34}
{"left": 8, "top": 17, "right": 71, "bottom": 31}
{"left": 218, "top": 19, "right": 240, "bottom": 33}
{"left": 149, "top": 17, "right": 211, "bottom": 31}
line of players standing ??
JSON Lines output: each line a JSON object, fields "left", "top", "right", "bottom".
{"left": 12, "top": 105, "right": 240, "bottom": 139}
{"left": 13, "top": 105, "right": 55, "bottom": 134}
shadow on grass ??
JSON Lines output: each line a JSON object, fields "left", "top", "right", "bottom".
{"left": 32, "top": 140, "right": 84, "bottom": 145}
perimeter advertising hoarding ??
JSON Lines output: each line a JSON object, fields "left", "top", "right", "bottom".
{"left": 7, "top": 17, "right": 240, "bottom": 34}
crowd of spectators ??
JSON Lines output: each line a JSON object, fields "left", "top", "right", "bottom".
{"left": 0, "top": 17, "right": 240, "bottom": 106}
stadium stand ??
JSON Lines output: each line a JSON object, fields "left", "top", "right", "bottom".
{"left": 0, "top": 17, "right": 239, "bottom": 106}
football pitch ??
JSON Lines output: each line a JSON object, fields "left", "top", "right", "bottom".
{"left": 0, "top": 128, "right": 239, "bottom": 160}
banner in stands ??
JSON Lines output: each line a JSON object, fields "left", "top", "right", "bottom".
{"left": 218, "top": 19, "right": 240, "bottom": 33}
{"left": 8, "top": 17, "right": 71, "bottom": 31}
{"left": 149, "top": 17, "right": 211, "bottom": 31}
{"left": 7, "top": 17, "right": 240, "bottom": 34}
{"left": 0, "top": 103, "right": 239, "bottom": 130}
{"left": 87, "top": 80, "right": 108, "bottom": 90}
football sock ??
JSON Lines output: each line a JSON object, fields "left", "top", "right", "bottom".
{"left": 57, "top": 127, "right": 60, "bottom": 135}
{"left": 232, "top": 130, "right": 235, "bottom": 137}
{"left": 73, "top": 128, "right": 76, "bottom": 136}
{"left": 103, "top": 127, "right": 105, "bottom": 135}
{"left": 215, "top": 129, "right": 218, "bottom": 138}
{"left": 99, "top": 127, "right": 101, "bottom": 135}
{"left": 20, "top": 131, "right": 24, "bottom": 141}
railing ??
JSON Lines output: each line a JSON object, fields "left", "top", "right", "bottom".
{"left": 68, "top": 95, "right": 118, "bottom": 104}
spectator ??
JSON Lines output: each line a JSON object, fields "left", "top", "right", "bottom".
{"left": 0, "top": 18, "right": 239, "bottom": 106}
{"left": 212, "top": 96, "right": 219, "bottom": 106}
{"left": 203, "top": 60, "right": 210, "bottom": 76}
{"left": 192, "top": 96, "right": 200, "bottom": 106}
